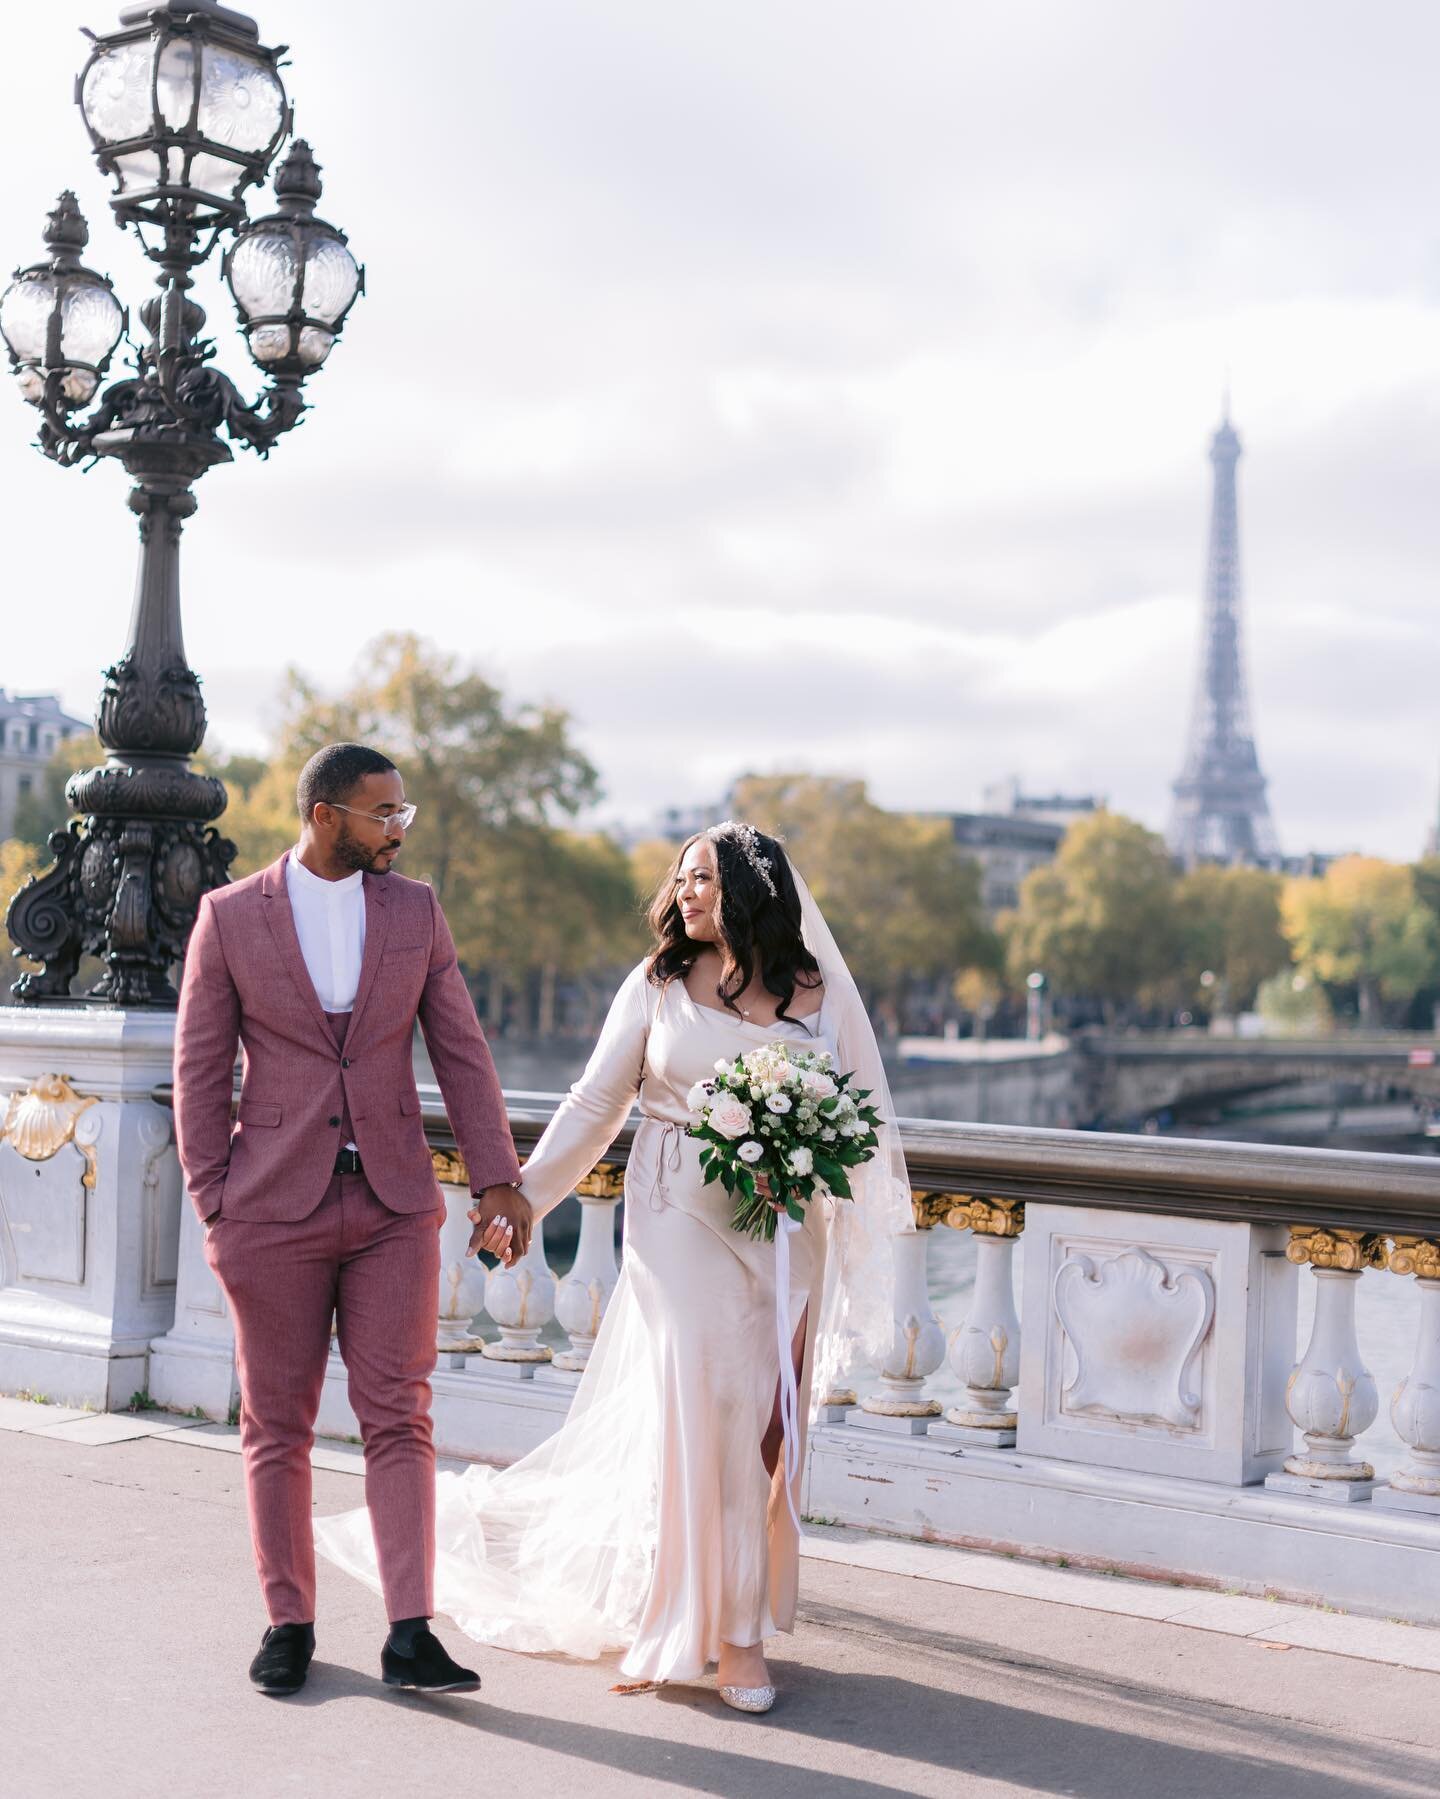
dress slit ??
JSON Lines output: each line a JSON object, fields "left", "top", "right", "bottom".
{"left": 762, "top": 1305, "right": 810, "bottom": 1479}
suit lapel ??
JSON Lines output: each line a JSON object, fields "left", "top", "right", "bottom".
{"left": 344, "top": 872, "right": 391, "bottom": 1049}
{"left": 260, "top": 852, "right": 334, "bottom": 1048}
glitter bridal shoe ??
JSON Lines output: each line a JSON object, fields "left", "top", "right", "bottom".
{"left": 719, "top": 1682, "right": 776, "bottom": 1714}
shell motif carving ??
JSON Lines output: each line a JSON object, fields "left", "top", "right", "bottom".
{"left": 1, "top": 1074, "right": 99, "bottom": 1180}
{"left": 1053, "top": 1246, "right": 1216, "bottom": 1432}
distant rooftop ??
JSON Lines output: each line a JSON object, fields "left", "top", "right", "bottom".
{"left": 0, "top": 689, "right": 89, "bottom": 731}
{"left": 981, "top": 776, "right": 1103, "bottom": 827}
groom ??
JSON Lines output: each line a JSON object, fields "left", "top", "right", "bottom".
{"left": 174, "top": 743, "right": 533, "bottom": 1697}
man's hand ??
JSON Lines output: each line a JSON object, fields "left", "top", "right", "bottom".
{"left": 465, "top": 1184, "right": 533, "bottom": 1267}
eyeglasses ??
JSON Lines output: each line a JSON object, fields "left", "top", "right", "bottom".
{"left": 331, "top": 801, "right": 417, "bottom": 837}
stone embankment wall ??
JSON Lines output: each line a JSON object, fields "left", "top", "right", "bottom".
{"left": 477, "top": 1035, "right": 1081, "bottom": 1129}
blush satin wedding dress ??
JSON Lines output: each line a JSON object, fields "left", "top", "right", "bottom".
{"left": 315, "top": 872, "right": 912, "bottom": 1684}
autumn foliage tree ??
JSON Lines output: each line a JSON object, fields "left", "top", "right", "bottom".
{"left": 221, "top": 633, "right": 641, "bottom": 1030}
{"left": 1281, "top": 856, "right": 1440, "bottom": 1028}
{"left": 1173, "top": 864, "right": 1291, "bottom": 1013}
{"left": 1002, "top": 811, "right": 1182, "bottom": 1022}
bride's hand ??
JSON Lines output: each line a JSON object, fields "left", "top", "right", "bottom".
{"left": 464, "top": 1186, "right": 533, "bottom": 1266}
{"left": 754, "top": 1173, "right": 784, "bottom": 1213}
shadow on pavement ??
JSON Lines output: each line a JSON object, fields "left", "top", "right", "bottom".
{"left": 784, "top": 1603, "right": 1440, "bottom": 1799}
{"left": 287, "top": 1659, "right": 922, "bottom": 1799}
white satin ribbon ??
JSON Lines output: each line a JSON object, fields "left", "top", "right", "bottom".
{"left": 773, "top": 1212, "right": 805, "bottom": 1539}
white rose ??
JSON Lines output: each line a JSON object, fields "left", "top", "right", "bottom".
{"left": 714, "top": 1059, "right": 730, "bottom": 1075}
{"left": 802, "top": 1070, "right": 838, "bottom": 1099}
{"left": 765, "top": 1093, "right": 792, "bottom": 1114}
{"left": 737, "top": 1140, "right": 764, "bottom": 1164}
{"left": 838, "top": 1116, "right": 858, "bottom": 1137}
{"left": 822, "top": 1127, "right": 837, "bottom": 1141}
{"left": 709, "top": 1095, "right": 754, "bottom": 1140}
{"left": 787, "top": 1146, "right": 814, "bottom": 1176}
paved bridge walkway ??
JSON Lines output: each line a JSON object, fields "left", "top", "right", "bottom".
{"left": 4, "top": 1397, "right": 1440, "bottom": 1798}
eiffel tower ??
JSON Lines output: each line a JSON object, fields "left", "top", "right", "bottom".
{"left": 1168, "top": 411, "right": 1279, "bottom": 867}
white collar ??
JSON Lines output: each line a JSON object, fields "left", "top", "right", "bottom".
{"left": 288, "top": 850, "right": 364, "bottom": 897}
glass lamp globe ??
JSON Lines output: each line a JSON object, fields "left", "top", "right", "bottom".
{"left": 224, "top": 140, "right": 362, "bottom": 377}
{"left": 78, "top": 0, "right": 289, "bottom": 249}
{"left": 0, "top": 193, "right": 126, "bottom": 408}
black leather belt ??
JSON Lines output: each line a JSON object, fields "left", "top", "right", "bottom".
{"left": 333, "top": 1147, "right": 364, "bottom": 1176}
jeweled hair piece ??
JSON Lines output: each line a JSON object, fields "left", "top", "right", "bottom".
{"left": 707, "top": 819, "right": 778, "bottom": 897}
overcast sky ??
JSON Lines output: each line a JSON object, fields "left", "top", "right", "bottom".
{"left": 2, "top": 1, "right": 1437, "bottom": 858}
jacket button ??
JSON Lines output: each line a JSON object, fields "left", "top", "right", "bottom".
{"left": 329, "top": 1115, "right": 341, "bottom": 1128}
{"left": 341, "top": 1057, "right": 351, "bottom": 1068}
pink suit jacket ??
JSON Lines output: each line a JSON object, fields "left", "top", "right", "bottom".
{"left": 173, "top": 852, "right": 522, "bottom": 1224}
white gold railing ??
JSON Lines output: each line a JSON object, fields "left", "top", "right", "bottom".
{"left": 421, "top": 1097, "right": 1440, "bottom": 1504}
{"left": 141, "top": 1081, "right": 1440, "bottom": 1618}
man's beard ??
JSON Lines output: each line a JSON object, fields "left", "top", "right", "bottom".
{"left": 334, "top": 822, "right": 394, "bottom": 875}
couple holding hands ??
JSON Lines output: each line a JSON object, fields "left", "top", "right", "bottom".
{"left": 175, "top": 741, "right": 908, "bottom": 1715}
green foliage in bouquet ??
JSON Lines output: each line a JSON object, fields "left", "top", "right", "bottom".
{"left": 686, "top": 1042, "right": 883, "bottom": 1242}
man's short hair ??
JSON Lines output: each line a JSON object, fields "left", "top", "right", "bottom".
{"left": 296, "top": 743, "right": 398, "bottom": 821}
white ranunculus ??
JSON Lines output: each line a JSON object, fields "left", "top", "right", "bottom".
{"left": 709, "top": 1095, "right": 754, "bottom": 1140}
{"left": 765, "top": 1092, "right": 792, "bottom": 1114}
{"left": 787, "top": 1146, "right": 814, "bottom": 1176}
{"left": 737, "top": 1139, "right": 764, "bottom": 1163}
{"left": 686, "top": 1081, "right": 712, "bottom": 1114}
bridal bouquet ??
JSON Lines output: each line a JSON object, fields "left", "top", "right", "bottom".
{"left": 687, "top": 1043, "right": 883, "bottom": 1241}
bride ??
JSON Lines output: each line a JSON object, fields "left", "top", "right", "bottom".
{"left": 315, "top": 821, "right": 911, "bottom": 1711}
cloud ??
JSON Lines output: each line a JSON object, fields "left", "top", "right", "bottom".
{"left": 1, "top": 0, "right": 1436, "bottom": 866}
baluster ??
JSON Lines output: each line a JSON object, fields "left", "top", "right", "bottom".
{"left": 1264, "top": 1227, "right": 1382, "bottom": 1503}
{"left": 859, "top": 1196, "right": 947, "bottom": 1433}
{"left": 432, "top": 1151, "right": 489, "bottom": 1355}
{"left": 934, "top": 1197, "right": 1024, "bottom": 1447}
{"left": 1375, "top": 1237, "right": 1440, "bottom": 1514}
{"left": 482, "top": 1214, "right": 558, "bottom": 1372}
{"left": 553, "top": 1163, "right": 623, "bottom": 1373}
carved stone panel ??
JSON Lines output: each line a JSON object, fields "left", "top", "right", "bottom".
{"left": 1053, "top": 1246, "right": 1215, "bottom": 1433}
{"left": 0, "top": 1140, "right": 89, "bottom": 1286}
{"left": 139, "top": 1109, "right": 181, "bottom": 1296}
{"left": 1019, "top": 1204, "right": 1298, "bottom": 1485}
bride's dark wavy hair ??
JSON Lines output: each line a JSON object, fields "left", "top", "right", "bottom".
{"left": 646, "top": 825, "right": 821, "bottom": 1020}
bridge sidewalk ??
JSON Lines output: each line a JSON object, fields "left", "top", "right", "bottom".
{"left": 3, "top": 1397, "right": 1440, "bottom": 1798}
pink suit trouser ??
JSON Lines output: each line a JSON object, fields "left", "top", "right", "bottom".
{"left": 205, "top": 1172, "right": 442, "bottom": 1625}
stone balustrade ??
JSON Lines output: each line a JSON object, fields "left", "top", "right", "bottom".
{"left": 6, "top": 1039, "right": 1440, "bottom": 1623}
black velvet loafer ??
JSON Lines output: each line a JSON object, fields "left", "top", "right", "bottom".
{"left": 381, "top": 1628, "right": 481, "bottom": 1693}
{"left": 249, "top": 1623, "right": 315, "bottom": 1696}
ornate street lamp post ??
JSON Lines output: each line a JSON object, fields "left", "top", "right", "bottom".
{"left": 1, "top": 1, "right": 362, "bottom": 1005}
